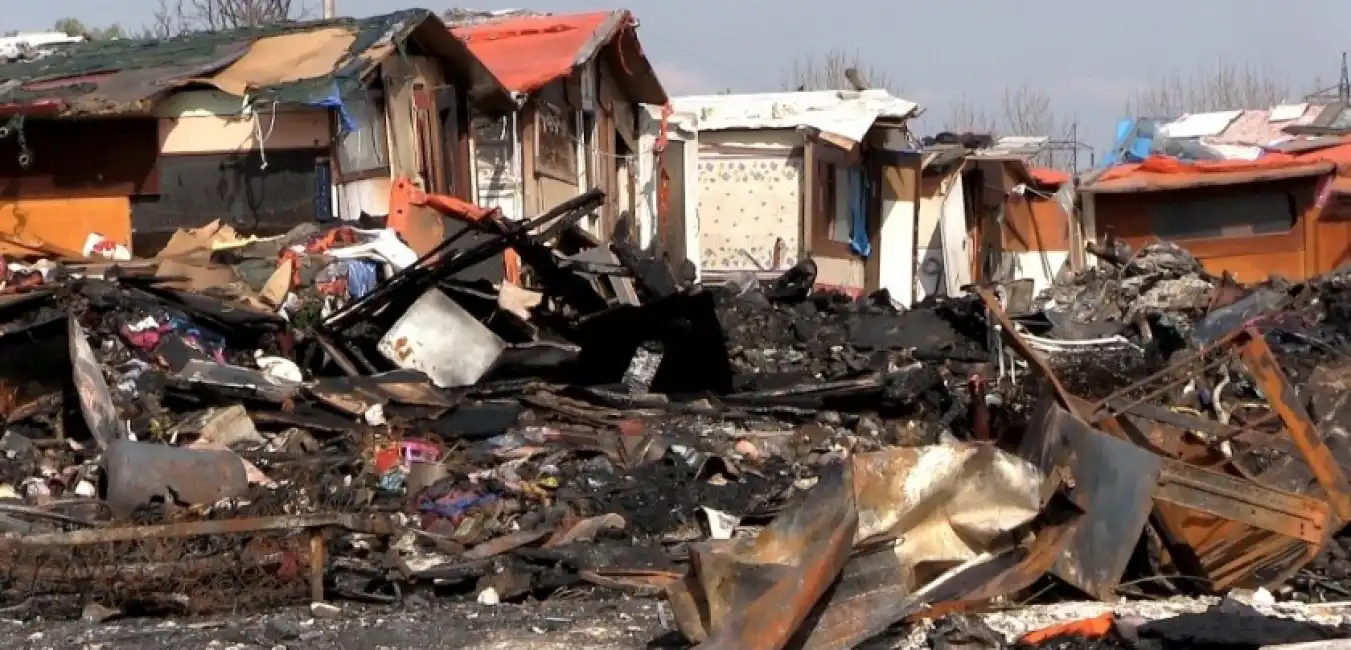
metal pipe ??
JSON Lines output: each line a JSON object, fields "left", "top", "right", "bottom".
{"left": 323, "top": 0, "right": 336, "bottom": 18}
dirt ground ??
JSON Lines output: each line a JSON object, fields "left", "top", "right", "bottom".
{"left": 3, "top": 597, "right": 675, "bottom": 650}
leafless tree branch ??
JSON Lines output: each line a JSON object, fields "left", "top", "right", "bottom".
{"left": 145, "top": 0, "right": 311, "bottom": 37}
{"left": 1125, "top": 61, "right": 1290, "bottom": 116}
{"left": 942, "top": 95, "right": 998, "bottom": 134}
{"left": 781, "top": 48, "right": 900, "bottom": 94}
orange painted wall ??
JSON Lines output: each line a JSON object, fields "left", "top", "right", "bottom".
{"left": 1092, "top": 178, "right": 1324, "bottom": 282}
{"left": 0, "top": 197, "right": 132, "bottom": 257}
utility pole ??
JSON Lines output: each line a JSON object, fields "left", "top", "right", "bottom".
{"left": 323, "top": 0, "right": 336, "bottom": 19}
{"left": 1305, "top": 52, "right": 1350, "bottom": 104}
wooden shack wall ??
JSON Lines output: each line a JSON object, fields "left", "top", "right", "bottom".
{"left": 1091, "top": 176, "right": 1330, "bottom": 282}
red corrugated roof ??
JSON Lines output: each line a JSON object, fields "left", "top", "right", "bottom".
{"left": 452, "top": 12, "right": 618, "bottom": 94}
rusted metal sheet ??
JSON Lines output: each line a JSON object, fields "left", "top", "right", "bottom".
{"left": 1155, "top": 459, "right": 1329, "bottom": 545}
{"left": 907, "top": 494, "right": 1082, "bottom": 620}
{"left": 1020, "top": 395, "right": 1159, "bottom": 600}
{"left": 1236, "top": 329, "right": 1351, "bottom": 522}
{"left": 667, "top": 443, "right": 1060, "bottom": 649}
{"left": 790, "top": 494, "right": 1083, "bottom": 650}
{"left": 1152, "top": 499, "right": 1326, "bottom": 592}
{"left": 668, "top": 461, "right": 858, "bottom": 650}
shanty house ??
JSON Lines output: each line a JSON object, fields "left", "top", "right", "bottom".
{"left": 0, "top": 9, "right": 510, "bottom": 256}
{"left": 640, "top": 90, "right": 923, "bottom": 300}
{"left": 450, "top": 10, "right": 667, "bottom": 242}
{"left": 904, "top": 136, "right": 1073, "bottom": 303}
{"left": 1083, "top": 105, "right": 1351, "bottom": 281}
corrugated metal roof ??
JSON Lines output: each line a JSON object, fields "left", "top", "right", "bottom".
{"left": 1158, "top": 110, "right": 1242, "bottom": 138}
{"left": 1205, "top": 105, "right": 1324, "bottom": 147}
{"left": 669, "top": 89, "right": 921, "bottom": 143}
{"left": 450, "top": 10, "right": 666, "bottom": 104}
{"left": 0, "top": 9, "right": 511, "bottom": 117}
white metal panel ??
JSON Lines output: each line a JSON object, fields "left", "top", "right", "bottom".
{"left": 1269, "top": 103, "right": 1308, "bottom": 122}
{"left": 939, "top": 178, "right": 972, "bottom": 295}
{"left": 875, "top": 191, "right": 918, "bottom": 304}
{"left": 1158, "top": 110, "right": 1243, "bottom": 139}
{"left": 1198, "top": 141, "right": 1264, "bottom": 160}
{"left": 378, "top": 289, "right": 505, "bottom": 389}
{"left": 1011, "top": 251, "right": 1070, "bottom": 299}
{"left": 879, "top": 195, "right": 915, "bottom": 305}
{"left": 635, "top": 112, "right": 657, "bottom": 249}
{"left": 671, "top": 89, "right": 920, "bottom": 142}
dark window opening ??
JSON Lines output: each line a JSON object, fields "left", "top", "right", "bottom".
{"left": 1148, "top": 190, "right": 1298, "bottom": 240}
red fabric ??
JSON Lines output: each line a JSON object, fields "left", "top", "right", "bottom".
{"left": 452, "top": 12, "right": 619, "bottom": 93}
{"left": 1099, "top": 139, "right": 1351, "bottom": 184}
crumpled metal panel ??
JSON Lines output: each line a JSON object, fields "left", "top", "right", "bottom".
{"left": 666, "top": 443, "right": 1056, "bottom": 650}
{"left": 1020, "top": 394, "right": 1160, "bottom": 600}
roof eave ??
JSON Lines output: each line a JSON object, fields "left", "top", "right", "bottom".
{"left": 585, "top": 11, "right": 667, "bottom": 106}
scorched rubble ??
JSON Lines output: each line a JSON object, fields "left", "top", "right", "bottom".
{"left": 0, "top": 206, "right": 1349, "bottom": 649}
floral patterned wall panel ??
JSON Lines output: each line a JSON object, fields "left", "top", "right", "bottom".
{"left": 697, "top": 153, "right": 803, "bottom": 273}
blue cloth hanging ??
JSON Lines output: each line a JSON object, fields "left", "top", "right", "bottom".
{"left": 848, "top": 167, "right": 871, "bottom": 258}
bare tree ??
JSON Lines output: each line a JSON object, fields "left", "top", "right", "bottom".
{"left": 1126, "top": 61, "right": 1290, "bottom": 116}
{"left": 937, "top": 84, "right": 1080, "bottom": 171}
{"left": 781, "top": 48, "right": 899, "bottom": 94}
{"left": 942, "top": 95, "right": 998, "bottom": 134}
{"left": 147, "top": 0, "right": 309, "bottom": 37}
{"left": 52, "top": 18, "right": 125, "bottom": 40}
{"left": 1000, "top": 84, "right": 1059, "bottom": 137}
{"left": 53, "top": 17, "right": 88, "bottom": 38}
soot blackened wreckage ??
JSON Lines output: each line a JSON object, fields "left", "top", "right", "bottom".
{"left": 0, "top": 185, "right": 1350, "bottom": 650}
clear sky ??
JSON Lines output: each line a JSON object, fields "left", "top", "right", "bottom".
{"left": 10, "top": 0, "right": 1351, "bottom": 150}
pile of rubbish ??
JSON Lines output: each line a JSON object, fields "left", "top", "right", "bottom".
{"left": 3, "top": 191, "right": 1351, "bottom": 650}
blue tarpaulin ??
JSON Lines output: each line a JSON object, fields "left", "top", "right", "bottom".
{"left": 305, "top": 82, "right": 360, "bottom": 135}
{"left": 1101, "top": 118, "right": 1153, "bottom": 167}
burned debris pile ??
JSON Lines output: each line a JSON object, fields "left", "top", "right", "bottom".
{"left": 0, "top": 198, "right": 1350, "bottom": 649}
